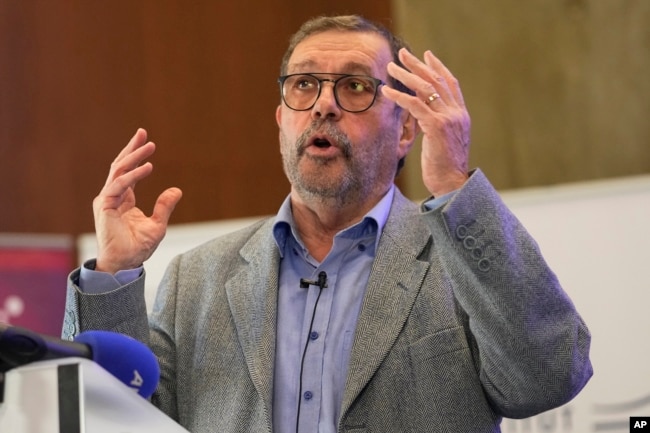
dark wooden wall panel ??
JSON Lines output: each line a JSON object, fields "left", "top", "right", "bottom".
{"left": 0, "top": 1, "right": 392, "bottom": 235}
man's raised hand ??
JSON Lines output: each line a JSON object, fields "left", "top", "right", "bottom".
{"left": 93, "top": 128, "right": 182, "bottom": 274}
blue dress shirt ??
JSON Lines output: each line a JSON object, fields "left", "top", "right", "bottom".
{"left": 271, "top": 186, "right": 394, "bottom": 433}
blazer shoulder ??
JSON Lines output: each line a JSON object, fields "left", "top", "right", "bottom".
{"left": 176, "top": 217, "right": 275, "bottom": 263}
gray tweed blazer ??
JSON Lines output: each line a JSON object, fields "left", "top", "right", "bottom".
{"left": 63, "top": 169, "right": 592, "bottom": 433}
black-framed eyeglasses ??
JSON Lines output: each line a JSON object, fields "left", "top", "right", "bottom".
{"left": 278, "top": 73, "right": 384, "bottom": 113}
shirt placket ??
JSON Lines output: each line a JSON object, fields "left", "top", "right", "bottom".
{"left": 296, "top": 241, "right": 350, "bottom": 432}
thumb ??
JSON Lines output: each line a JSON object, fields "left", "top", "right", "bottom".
{"left": 151, "top": 187, "right": 183, "bottom": 225}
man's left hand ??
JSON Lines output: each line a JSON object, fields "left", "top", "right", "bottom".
{"left": 382, "top": 48, "right": 471, "bottom": 197}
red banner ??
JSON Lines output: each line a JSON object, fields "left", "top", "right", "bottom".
{"left": 0, "top": 235, "right": 72, "bottom": 337}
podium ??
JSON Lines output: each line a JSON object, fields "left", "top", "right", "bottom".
{"left": 0, "top": 357, "right": 189, "bottom": 433}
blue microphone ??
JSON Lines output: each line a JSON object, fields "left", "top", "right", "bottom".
{"left": 74, "top": 330, "right": 160, "bottom": 398}
{"left": 0, "top": 324, "right": 160, "bottom": 398}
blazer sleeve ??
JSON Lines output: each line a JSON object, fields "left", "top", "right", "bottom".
{"left": 62, "top": 265, "right": 150, "bottom": 343}
{"left": 423, "top": 169, "right": 593, "bottom": 419}
{"left": 62, "top": 264, "right": 180, "bottom": 420}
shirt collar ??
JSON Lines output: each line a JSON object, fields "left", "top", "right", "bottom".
{"left": 272, "top": 185, "right": 395, "bottom": 258}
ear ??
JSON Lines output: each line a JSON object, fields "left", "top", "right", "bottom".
{"left": 397, "top": 109, "right": 418, "bottom": 158}
{"left": 275, "top": 104, "right": 282, "bottom": 127}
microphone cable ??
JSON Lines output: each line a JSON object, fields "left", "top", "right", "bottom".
{"left": 295, "top": 271, "right": 327, "bottom": 433}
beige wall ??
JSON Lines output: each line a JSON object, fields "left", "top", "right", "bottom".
{"left": 393, "top": 0, "right": 650, "bottom": 199}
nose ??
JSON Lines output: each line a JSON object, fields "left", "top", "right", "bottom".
{"left": 311, "top": 81, "right": 342, "bottom": 120}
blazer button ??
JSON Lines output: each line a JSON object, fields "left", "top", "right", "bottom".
{"left": 456, "top": 225, "right": 469, "bottom": 239}
{"left": 463, "top": 236, "right": 477, "bottom": 250}
{"left": 63, "top": 310, "right": 77, "bottom": 337}
{"left": 478, "top": 258, "right": 491, "bottom": 272}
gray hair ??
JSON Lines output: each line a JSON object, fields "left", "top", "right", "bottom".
{"left": 280, "top": 15, "right": 415, "bottom": 96}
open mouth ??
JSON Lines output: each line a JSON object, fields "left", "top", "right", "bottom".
{"left": 312, "top": 137, "right": 332, "bottom": 148}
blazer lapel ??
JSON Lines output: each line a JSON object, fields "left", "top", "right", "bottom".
{"left": 341, "top": 191, "right": 432, "bottom": 416}
{"left": 220, "top": 193, "right": 433, "bottom": 424}
{"left": 225, "top": 220, "right": 279, "bottom": 429}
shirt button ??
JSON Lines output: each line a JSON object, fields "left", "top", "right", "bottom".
{"left": 309, "top": 331, "right": 319, "bottom": 340}
{"left": 358, "top": 244, "right": 366, "bottom": 252}
{"left": 304, "top": 391, "right": 313, "bottom": 400}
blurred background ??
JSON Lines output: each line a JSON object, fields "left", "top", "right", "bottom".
{"left": 1, "top": 1, "right": 648, "bottom": 432}
{"left": 1, "top": 0, "right": 648, "bottom": 235}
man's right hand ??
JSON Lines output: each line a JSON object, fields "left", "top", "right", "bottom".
{"left": 93, "top": 128, "right": 183, "bottom": 275}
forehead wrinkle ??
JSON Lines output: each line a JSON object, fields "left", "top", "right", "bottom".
{"left": 287, "top": 59, "right": 318, "bottom": 73}
{"left": 288, "top": 60, "right": 375, "bottom": 76}
{"left": 287, "top": 31, "right": 393, "bottom": 81}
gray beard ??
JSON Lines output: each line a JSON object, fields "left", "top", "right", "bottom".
{"left": 281, "top": 121, "right": 364, "bottom": 208}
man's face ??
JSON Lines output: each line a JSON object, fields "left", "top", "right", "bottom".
{"left": 276, "top": 30, "right": 413, "bottom": 207}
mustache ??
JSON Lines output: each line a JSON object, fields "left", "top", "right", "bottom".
{"left": 296, "top": 120, "right": 352, "bottom": 158}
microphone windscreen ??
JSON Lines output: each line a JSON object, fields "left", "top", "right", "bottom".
{"left": 74, "top": 330, "right": 160, "bottom": 398}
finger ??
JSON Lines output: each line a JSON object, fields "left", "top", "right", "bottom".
{"left": 151, "top": 187, "right": 183, "bottom": 226}
{"left": 105, "top": 128, "right": 152, "bottom": 187}
{"left": 397, "top": 49, "right": 453, "bottom": 101}
{"left": 397, "top": 49, "right": 467, "bottom": 110}
{"left": 383, "top": 65, "right": 443, "bottom": 116}
{"left": 100, "top": 162, "right": 154, "bottom": 209}
{"left": 113, "top": 128, "right": 148, "bottom": 164}
{"left": 387, "top": 61, "right": 443, "bottom": 103}
{"left": 398, "top": 49, "right": 445, "bottom": 88}
{"left": 105, "top": 140, "right": 157, "bottom": 187}
{"left": 381, "top": 85, "right": 440, "bottom": 121}
{"left": 423, "top": 51, "right": 465, "bottom": 107}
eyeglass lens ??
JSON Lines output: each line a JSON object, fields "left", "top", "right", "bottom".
{"left": 281, "top": 74, "right": 380, "bottom": 112}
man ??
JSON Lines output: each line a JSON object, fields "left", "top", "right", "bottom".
{"left": 63, "top": 15, "right": 592, "bottom": 433}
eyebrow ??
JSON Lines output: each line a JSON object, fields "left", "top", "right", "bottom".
{"left": 288, "top": 60, "right": 374, "bottom": 76}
